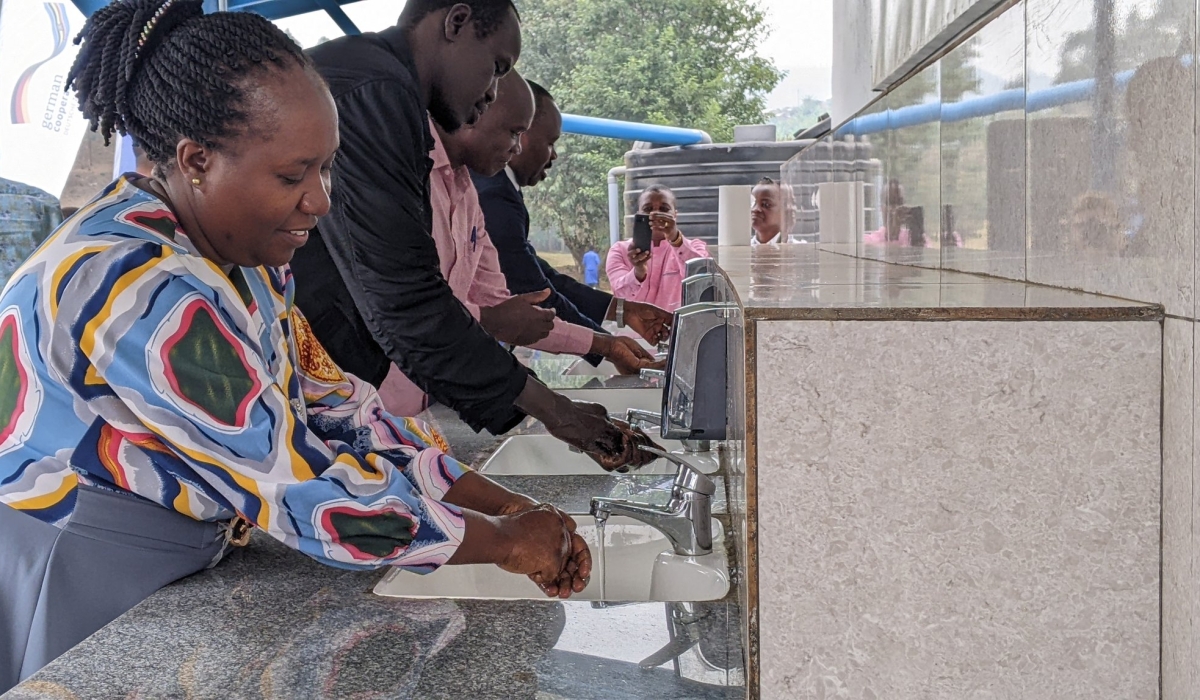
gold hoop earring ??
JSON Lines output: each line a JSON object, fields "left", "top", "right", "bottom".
{"left": 191, "top": 178, "right": 201, "bottom": 186}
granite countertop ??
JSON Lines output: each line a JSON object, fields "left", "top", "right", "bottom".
{"left": 711, "top": 245, "right": 1163, "bottom": 321}
{"left": 6, "top": 387, "right": 742, "bottom": 700}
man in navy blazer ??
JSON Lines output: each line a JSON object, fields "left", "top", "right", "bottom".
{"left": 472, "top": 80, "right": 673, "bottom": 346}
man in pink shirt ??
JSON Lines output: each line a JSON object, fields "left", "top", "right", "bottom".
{"left": 607, "top": 184, "right": 710, "bottom": 311}
{"left": 378, "top": 72, "right": 658, "bottom": 415}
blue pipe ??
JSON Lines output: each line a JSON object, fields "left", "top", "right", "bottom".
{"left": 561, "top": 114, "right": 712, "bottom": 146}
{"left": 838, "top": 62, "right": 1177, "bottom": 137}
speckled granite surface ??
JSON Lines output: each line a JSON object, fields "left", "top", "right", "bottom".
{"left": 5, "top": 384, "right": 743, "bottom": 700}
{"left": 5, "top": 532, "right": 742, "bottom": 700}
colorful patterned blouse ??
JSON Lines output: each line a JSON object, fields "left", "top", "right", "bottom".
{"left": 0, "top": 176, "right": 469, "bottom": 572}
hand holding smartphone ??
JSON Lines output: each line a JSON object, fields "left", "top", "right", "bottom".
{"left": 632, "top": 214, "right": 653, "bottom": 252}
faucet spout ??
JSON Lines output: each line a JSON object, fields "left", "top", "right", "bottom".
{"left": 626, "top": 409, "right": 712, "bottom": 453}
{"left": 589, "top": 451, "right": 715, "bottom": 556}
{"left": 590, "top": 497, "right": 712, "bottom": 556}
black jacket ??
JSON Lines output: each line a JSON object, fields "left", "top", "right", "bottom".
{"left": 290, "top": 27, "right": 529, "bottom": 434}
{"left": 472, "top": 170, "right": 613, "bottom": 330}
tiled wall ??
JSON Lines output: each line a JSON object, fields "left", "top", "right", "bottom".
{"left": 786, "top": 0, "right": 1200, "bottom": 694}
{"left": 756, "top": 319, "right": 1162, "bottom": 698}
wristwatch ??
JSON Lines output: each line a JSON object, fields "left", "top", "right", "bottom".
{"left": 615, "top": 297, "right": 626, "bottom": 328}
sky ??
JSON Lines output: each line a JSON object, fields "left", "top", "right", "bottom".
{"left": 758, "top": 0, "right": 832, "bottom": 108}
{"left": 274, "top": 0, "right": 833, "bottom": 112}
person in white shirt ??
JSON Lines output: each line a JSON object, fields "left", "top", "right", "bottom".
{"left": 750, "top": 177, "right": 796, "bottom": 247}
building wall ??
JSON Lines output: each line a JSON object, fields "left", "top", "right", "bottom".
{"left": 797, "top": 0, "right": 1200, "bottom": 694}
{"left": 831, "top": 0, "right": 879, "bottom": 124}
{"left": 756, "top": 319, "right": 1162, "bottom": 698}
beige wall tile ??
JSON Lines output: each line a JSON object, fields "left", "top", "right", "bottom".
{"left": 756, "top": 319, "right": 1160, "bottom": 698}
{"left": 1165, "top": 319, "right": 1193, "bottom": 700}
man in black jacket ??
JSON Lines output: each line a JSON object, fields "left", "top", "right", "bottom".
{"left": 290, "top": 0, "right": 653, "bottom": 470}
{"left": 473, "top": 81, "right": 674, "bottom": 344}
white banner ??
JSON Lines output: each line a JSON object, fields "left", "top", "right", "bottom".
{"left": 0, "top": 0, "right": 88, "bottom": 197}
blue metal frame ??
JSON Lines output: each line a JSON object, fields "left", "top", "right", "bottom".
{"left": 74, "top": 0, "right": 729, "bottom": 146}
{"left": 70, "top": 0, "right": 364, "bottom": 33}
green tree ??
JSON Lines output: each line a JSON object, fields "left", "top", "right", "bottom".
{"left": 517, "top": 0, "right": 782, "bottom": 265}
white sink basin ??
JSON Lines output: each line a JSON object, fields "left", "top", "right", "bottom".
{"left": 558, "top": 388, "right": 663, "bottom": 413}
{"left": 563, "top": 359, "right": 620, "bottom": 376}
{"left": 480, "top": 388, "right": 719, "bottom": 476}
{"left": 373, "top": 516, "right": 728, "bottom": 602}
{"left": 479, "top": 434, "right": 720, "bottom": 476}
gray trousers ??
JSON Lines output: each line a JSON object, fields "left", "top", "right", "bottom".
{"left": 0, "top": 483, "right": 226, "bottom": 693}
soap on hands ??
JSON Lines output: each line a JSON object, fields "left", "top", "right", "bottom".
{"left": 587, "top": 419, "right": 661, "bottom": 473}
{"left": 513, "top": 379, "right": 661, "bottom": 472}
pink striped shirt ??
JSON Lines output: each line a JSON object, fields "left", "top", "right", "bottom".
{"left": 377, "top": 120, "right": 595, "bottom": 415}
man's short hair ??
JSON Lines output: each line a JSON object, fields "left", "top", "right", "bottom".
{"left": 399, "top": 0, "right": 518, "bottom": 37}
{"left": 526, "top": 79, "right": 555, "bottom": 108}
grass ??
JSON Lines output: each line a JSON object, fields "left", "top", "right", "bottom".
{"left": 537, "top": 251, "right": 611, "bottom": 292}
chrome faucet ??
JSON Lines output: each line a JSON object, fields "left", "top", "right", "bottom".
{"left": 590, "top": 448, "right": 715, "bottom": 556}
{"left": 625, "top": 408, "right": 712, "bottom": 453}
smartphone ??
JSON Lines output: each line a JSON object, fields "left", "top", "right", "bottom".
{"left": 632, "top": 214, "right": 653, "bottom": 251}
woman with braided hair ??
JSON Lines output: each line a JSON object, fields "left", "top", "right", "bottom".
{"left": 0, "top": 0, "right": 588, "bottom": 689}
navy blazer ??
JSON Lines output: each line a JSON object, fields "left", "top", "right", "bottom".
{"left": 472, "top": 171, "right": 613, "bottom": 330}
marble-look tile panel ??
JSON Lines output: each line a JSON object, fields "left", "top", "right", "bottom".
{"left": 756, "top": 320, "right": 1160, "bottom": 698}
{"left": 939, "top": 2, "right": 1027, "bottom": 280}
{"left": 1165, "top": 318, "right": 1193, "bottom": 700}
{"left": 862, "top": 62, "right": 942, "bottom": 269}
{"left": 1194, "top": 320, "right": 1200, "bottom": 697}
{"left": 1025, "top": 0, "right": 1196, "bottom": 317}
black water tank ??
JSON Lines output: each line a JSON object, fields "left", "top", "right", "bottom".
{"left": 623, "top": 140, "right": 812, "bottom": 244}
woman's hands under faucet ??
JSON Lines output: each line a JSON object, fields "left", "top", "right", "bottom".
{"left": 493, "top": 496, "right": 592, "bottom": 598}
{"left": 495, "top": 505, "right": 573, "bottom": 585}
{"left": 544, "top": 518, "right": 592, "bottom": 599}
{"left": 443, "top": 474, "right": 591, "bottom": 598}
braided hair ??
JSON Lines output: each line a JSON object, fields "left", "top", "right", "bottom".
{"left": 67, "top": 0, "right": 311, "bottom": 166}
